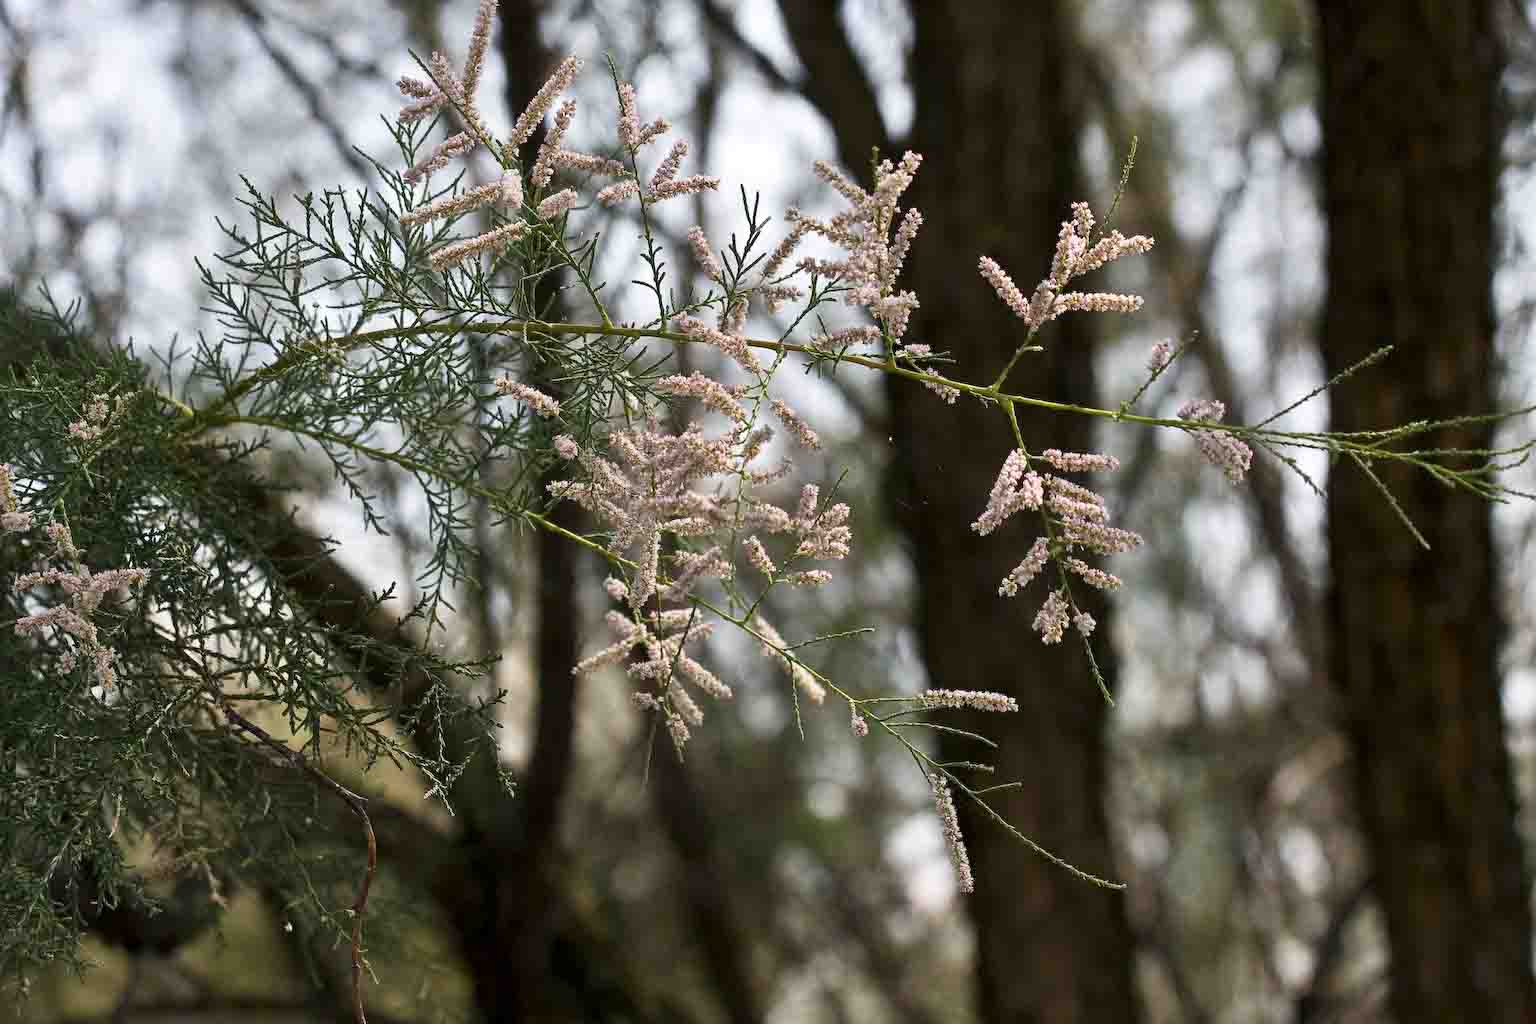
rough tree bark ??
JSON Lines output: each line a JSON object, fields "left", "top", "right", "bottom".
{"left": 775, "top": 2, "right": 1140, "bottom": 1020}
{"left": 1316, "top": 4, "right": 1536, "bottom": 1021}
{"left": 451, "top": 3, "right": 587, "bottom": 1017}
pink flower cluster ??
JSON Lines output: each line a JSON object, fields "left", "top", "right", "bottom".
{"left": 551, "top": 423, "right": 733, "bottom": 611}
{"left": 766, "top": 153, "right": 926, "bottom": 352}
{"left": 671, "top": 314, "right": 766, "bottom": 377}
{"left": 895, "top": 343, "right": 959, "bottom": 404}
{"left": 581, "top": 599, "right": 730, "bottom": 758}
{"left": 576, "top": 79, "right": 719, "bottom": 209}
{"left": 6, "top": 511, "right": 149, "bottom": 690}
{"left": 687, "top": 225, "right": 721, "bottom": 281}
{"left": 929, "top": 773, "right": 975, "bottom": 894}
{"left": 792, "top": 484, "right": 851, "bottom": 561}
{"left": 395, "top": 4, "right": 587, "bottom": 270}
{"left": 549, "top": 406, "right": 852, "bottom": 632}
{"left": 1178, "top": 399, "right": 1253, "bottom": 485}
{"left": 978, "top": 201, "right": 1153, "bottom": 330}
{"left": 67, "top": 392, "right": 128, "bottom": 444}
{"left": 975, "top": 446, "right": 1141, "bottom": 643}
{"left": 494, "top": 377, "right": 561, "bottom": 419}
{"left": 971, "top": 450, "right": 1043, "bottom": 537}
{"left": 655, "top": 373, "right": 748, "bottom": 425}
{"left": 916, "top": 688, "right": 1019, "bottom": 713}
{"left": 397, "top": 1, "right": 571, "bottom": 174}
{"left": 0, "top": 464, "right": 31, "bottom": 533}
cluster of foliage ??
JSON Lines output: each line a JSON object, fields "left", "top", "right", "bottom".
{"left": 4, "top": 2, "right": 1530, "bottom": 1017}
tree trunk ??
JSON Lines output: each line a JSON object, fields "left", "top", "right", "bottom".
{"left": 896, "top": 4, "right": 1139, "bottom": 1021}
{"left": 1315, "top": 4, "right": 1535, "bottom": 1020}
{"left": 456, "top": 5, "right": 589, "bottom": 1017}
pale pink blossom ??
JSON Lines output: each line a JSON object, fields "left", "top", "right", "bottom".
{"left": 616, "top": 81, "right": 641, "bottom": 149}
{"left": 669, "top": 682, "right": 704, "bottom": 727}
{"left": 972, "top": 451, "right": 1043, "bottom": 536}
{"left": 12, "top": 552, "right": 149, "bottom": 689}
{"left": 1040, "top": 449, "right": 1119, "bottom": 473}
{"left": 495, "top": 378, "right": 561, "bottom": 418}
{"left": 1058, "top": 517, "right": 1143, "bottom": 556}
{"left": 512, "top": 56, "right": 584, "bottom": 146}
{"left": 978, "top": 256, "right": 1030, "bottom": 320}
{"left": 68, "top": 393, "right": 118, "bottom": 443}
{"left": 663, "top": 546, "right": 734, "bottom": 601}
{"left": 1051, "top": 291, "right": 1143, "bottom": 317}
{"left": 1048, "top": 202, "right": 1154, "bottom": 286}
{"left": 744, "top": 536, "right": 776, "bottom": 578}
{"left": 760, "top": 217, "right": 811, "bottom": 285}
{"left": 551, "top": 150, "right": 627, "bottom": 178}
{"left": 889, "top": 208, "right": 923, "bottom": 279}
{"left": 403, "top": 131, "right": 476, "bottom": 184}
{"left": 399, "top": 172, "right": 522, "bottom": 227}
{"left": 461, "top": 0, "right": 497, "bottom": 109}
{"left": 428, "top": 52, "right": 468, "bottom": 120}
{"left": 1064, "top": 557, "right": 1121, "bottom": 591}
{"left": 46, "top": 521, "right": 79, "bottom": 561}
{"left": 0, "top": 464, "right": 28, "bottom": 533}
{"left": 635, "top": 118, "right": 671, "bottom": 150}
{"left": 1178, "top": 399, "right": 1253, "bottom": 485}
{"left": 650, "top": 175, "right": 721, "bottom": 202}
{"left": 792, "top": 151, "right": 925, "bottom": 342}
{"left": 917, "top": 689, "right": 1019, "bottom": 713}
{"left": 656, "top": 372, "right": 748, "bottom": 424}
{"left": 0, "top": 464, "right": 17, "bottom": 511}
{"left": 429, "top": 221, "right": 527, "bottom": 270}
{"left": 536, "top": 188, "right": 579, "bottom": 219}
{"left": 596, "top": 180, "right": 642, "bottom": 207}
{"left": 1033, "top": 590, "right": 1070, "bottom": 644}
{"left": 687, "top": 226, "right": 721, "bottom": 280}
{"left": 929, "top": 773, "right": 974, "bottom": 893}
{"left": 648, "top": 140, "right": 689, "bottom": 193}
{"left": 999, "top": 537, "right": 1051, "bottom": 598}
{"left": 1044, "top": 475, "right": 1106, "bottom": 516}
{"left": 530, "top": 99, "right": 578, "bottom": 187}
{"left": 742, "top": 501, "right": 792, "bottom": 534}
{"left": 771, "top": 399, "right": 820, "bottom": 450}
{"left": 922, "top": 379, "right": 960, "bottom": 404}
{"left": 666, "top": 711, "right": 691, "bottom": 757}
{"left": 15, "top": 604, "right": 97, "bottom": 645}
{"left": 792, "top": 486, "right": 852, "bottom": 561}
{"left": 980, "top": 201, "right": 1153, "bottom": 329}
{"left": 548, "top": 421, "right": 742, "bottom": 608}
{"left": 92, "top": 647, "right": 118, "bottom": 689}
{"left": 396, "top": 76, "right": 446, "bottom": 123}
{"left": 678, "top": 655, "right": 732, "bottom": 700}
{"left": 757, "top": 284, "right": 804, "bottom": 310}
{"left": 672, "top": 314, "right": 766, "bottom": 376}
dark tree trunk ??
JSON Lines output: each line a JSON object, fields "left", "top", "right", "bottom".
{"left": 1315, "top": 5, "right": 1535, "bottom": 1021}
{"left": 455, "top": 4, "right": 588, "bottom": 1018}
{"left": 895, "top": 4, "right": 1138, "bottom": 1021}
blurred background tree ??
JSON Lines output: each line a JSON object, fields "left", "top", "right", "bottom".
{"left": 6, "top": 0, "right": 1536, "bottom": 1021}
